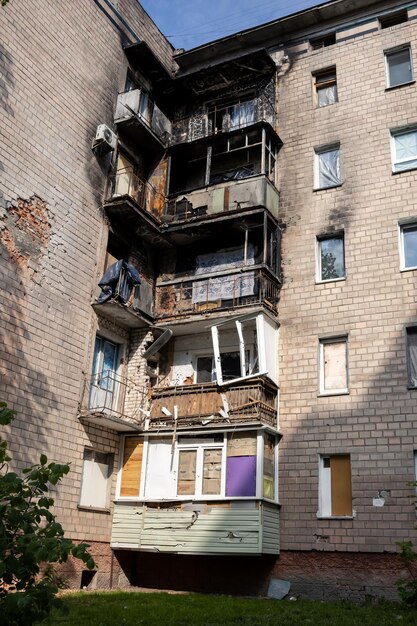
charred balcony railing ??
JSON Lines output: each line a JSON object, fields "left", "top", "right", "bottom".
{"left": 78, "top": 372, "right": 149, "bottom": 431}
{"left": 155, "top": 267, "right": 279, "bottom": 319}
{"left": 107, "top": 169, "right": 164, "bottom": 219}
{"left": 149, "top": 378, "right": 278, "bottom": 430}
{"left": 171, "top": 94, "right": 276, "bottom": 145}
{"left": 165, "top": 175, "right": 279, "bottom": 221}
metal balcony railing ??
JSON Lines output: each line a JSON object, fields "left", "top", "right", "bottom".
{"left": 107, "top": 168, "right": 164, "bottom": 218}
{"left": 79, "top": 372, "right": 149, "bottom": 427}
{"left": 149, "top": 378, "right": 278, "bottom": 429}
{"left": 155, "top": 267, "right": 279, "bottom": 319}
{"left": 171, "top": 94, "right": 276, "bottom": 145}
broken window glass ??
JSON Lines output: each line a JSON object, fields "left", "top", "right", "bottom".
{"left": 407, "top": 327, "right": 417, "bottom": 388}
{"left": 314, "top": 68, "right": 338, "bottom": 107}
{"left": 386, "top": 47, "right": 413, "bottom": 88}
{"left": 315, "top": 145, "right": 341, "bottom": 188}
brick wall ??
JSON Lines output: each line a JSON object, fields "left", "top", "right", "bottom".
{"left": 0, "top": 0, "right": 173, "bottom": 584}
{"left": 277, "top": 15, "right": 417, "bottom": 560}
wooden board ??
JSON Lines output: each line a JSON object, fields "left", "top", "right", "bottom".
{"left": 330, "top": 455, "right": 352, "bottom": 516}
{"left": 120, "top": 437, "right": 143, "bottom": 497}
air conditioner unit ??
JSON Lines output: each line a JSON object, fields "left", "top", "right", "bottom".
{"left": 92, "top": 124, "right": 117, "bottom": 153}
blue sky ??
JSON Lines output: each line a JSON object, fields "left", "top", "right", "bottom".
{"left": 140, "top": 0, "right": 328, "bottom": 50}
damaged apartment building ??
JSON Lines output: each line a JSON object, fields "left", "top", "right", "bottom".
{"left": 2, "top": 0, "right": 417, "bottom": 600}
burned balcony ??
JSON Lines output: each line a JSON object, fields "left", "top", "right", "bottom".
{"left": 92, "top": 260, "right": 153, "bottom": 327}
{"left": 78, "top": 372, "right": 148, "bottom": 432}
{"left": 171, "top": 88, "right": 276, "bottom": 146}
{"left": 167, "top": 125, "right": 281, "bottom": 221}
{"left": 165, "top": 174, "right": 279, "bottom": 222}
{"left": 149, "top": 377, "right": 278, "bottom": 430}
{"left": 114, "top": 88, "right": 171, "bottom": 151}
{"left": 103, "top": 169, "right": 168, "bottom": 244}
{"left": 155, "top": 267, "right": 279, "bottom": 319}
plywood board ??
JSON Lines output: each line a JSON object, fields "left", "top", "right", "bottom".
{"left": 330, "top": 455, "right": 352, "bottom": 516}
{"left": 227, "top": 432, "right": 257, "bottom": 457}
{"left": 120, "top": 437, "right": 143, "bottom": 497}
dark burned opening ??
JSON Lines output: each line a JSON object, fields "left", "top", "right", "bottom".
{"left": 80, "top": 570, "right": 97, "bottom": 589}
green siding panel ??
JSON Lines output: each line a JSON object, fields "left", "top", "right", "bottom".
{"left": 112, "top": 502, "right": 280, "bottom": 555}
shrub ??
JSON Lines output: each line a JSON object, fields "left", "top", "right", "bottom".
{"left": 0, "top": 402, "right": 95, "bottom": 625}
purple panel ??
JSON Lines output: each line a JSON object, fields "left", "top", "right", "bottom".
{"left": 226, "top": 456, "right": 256, "bottom": 497}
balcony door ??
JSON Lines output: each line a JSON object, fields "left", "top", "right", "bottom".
{"left": 89, "top": 336, "right": 119, "bottom": 412}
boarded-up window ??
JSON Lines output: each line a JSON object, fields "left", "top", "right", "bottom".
{"left": 263, "top": 433, "right": 276, "bottom": 500}
{"left": 320, "top": 455, "right": 352, "bottom": 517}
{"left": 320, "top": 337, "right": 348, "bottom": 394}
{"left": 226, "top": 432, "right": 257, "bottom": 497}
{"left": 202, "top": 449, "right": 222, "bottom": 495}
{"left": 120, "top": 437, "right": 143, "bottom": 497}
{"left": 79, "top": 449, "right": 113, "bottom": 509}
{"left": 177, "top": 450, "right": 197, "bottom": 495}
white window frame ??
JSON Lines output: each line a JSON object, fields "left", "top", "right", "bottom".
{"left": 211, "top": 312, "right": 277, "bottom": 386}
{"left": 399, "top": 220, "right": 417, "bottom": 271}
{"left": 316, "top": 233, "right": 346, "bottom": 283}
{"left": 116, "top": 430, "right": 280, "bottom": 504}
{"left": 89, "top": 326, "right": 126, "bottom": 414}
{"left": 318, "top": 454, "right": 353, "bottom": 518}
{"left": 174, "top": 436, "right": 227, "bottom": 499}
{"left": 319, "top": 336, "right": 349, "bottom": 396}
{"left": 391, "top": 127, "right": 417, "bottom": 173}
{"left": 385, "top": 45, "right": 414, "bottom": 89}
{"left": 314, "top": 144, "right": 341, "bottom": 190}
{"left": 79, "top": 448, "right": 113, "bottom": 510}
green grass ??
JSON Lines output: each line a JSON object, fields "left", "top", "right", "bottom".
{"left": 39, "top": 591, "right": 417, "bottom": 626}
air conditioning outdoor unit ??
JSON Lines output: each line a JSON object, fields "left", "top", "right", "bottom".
{"left": 92, "top": 124, "right": 117, "bottom": 154}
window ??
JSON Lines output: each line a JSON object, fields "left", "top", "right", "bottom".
{"left": 406, "top": 327, "right": 417, "bottom": 388}
{"left": 399, "top": 222, "right": 417, "bottom": 270}
{"left": 313, "top": 68, "right": 338, "bottom": 107}
{"left": 89, "top": 336, "right": 119, "bottom": 412}
{"left": 314, "top": 145, "right": 341, "bottom": 189}
{"left": 309, "top": 33, "right": 336, "bottom": 50}
{"left": 319, "top": 336, "right": 348, "bottom": 395}
{"left": 120, "top": 431, "right": 279, "bottom": 502}
{"left": 211, "top": 313, "right": 278, "bottom": 386}
{"left": 391, "top": 127, "right": 417, "bottom": 172}
{"left": 113, "top": 152, "right": 135, "bottom": 197}
{"left": 379, "top": 10, "right": 408, "bottom": 30}
{"left": 196, "top": 351, "right": 249, "bottom": 383}
{"left": 79, "top": 449, "right": 113, "bottom": 509}
{"left": 317, "top": 234, "right": 345, "bottom": 282}
{"left": 385, "top": 46, "right": 413, "bottom": 88}
{"left": 177, "top": 442, "right": 223, "bottom": 496}
{"left": 319, "top": 455, "right": 352, "bottom": 517}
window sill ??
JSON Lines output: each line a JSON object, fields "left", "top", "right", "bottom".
{"left": 400, "top": 266, "right": 417, "bottom": 272}
{"left": 318, "top": 390, "right": 349, "bottom": 397}
{"left": 407, "top": 386, "right": 417, "bottom": 391}
{"left": 316, "top": 515, "right": 354, "bottom": 520}
{"left": 392, "top": 165, "right": 417, "bottom": 175}
{"left": 316, "top": 277, "right": 346, "bottom": 285}
{"left": 77, "top": 505, "right": 111, "bottom": 514}
{"left": 313, "top": 183, "right": 342, "bottom": 192}
{"left": 385, "top": 80, "right": 415, "bottom": 91}
{"left": 316, "top": 102, "right": 339, "bottom": 109}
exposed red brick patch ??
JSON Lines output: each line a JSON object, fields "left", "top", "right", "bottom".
{"left": 0, "top": 196, "right": 50, "bottom": 272}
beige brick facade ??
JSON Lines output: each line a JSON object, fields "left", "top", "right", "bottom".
{"left": 2, "top": 0, "right": 417, "bottom": 600}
